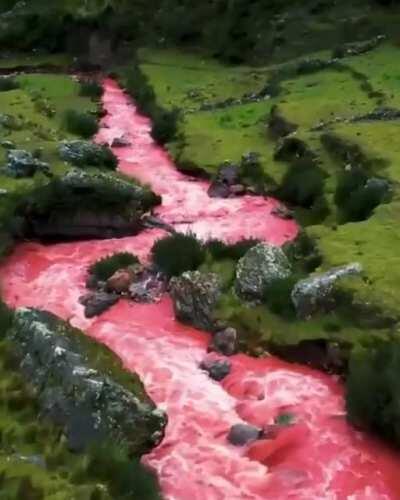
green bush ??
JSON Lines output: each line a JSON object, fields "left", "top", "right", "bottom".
{"left": 124, "top": 64, "right": 179, "bottom": 145}
{"left": 152, "top": 232, "right": 206, "bottom": 277}
{"left": 64, "top": 109, "right": 99, "bottom": 138}
{"left": 262, "top": 275, "right": 298, "bottom": 318}
{"left": 206, "top": 238, "right": 260, "bottom": 261}
{"left": 277, "top": 162, "right": 326, "bottom": 208}
{"left": 88, "top": 252, "right": 139, "bottom": 282}
{"left": 283, "top": 231, "right": 322, "bottom": 273}
{"left": 335, "top": 168, "right": 388, "bottom": 222}
{"left": 346, "top": 340, "right": 400, "bottom": 446}
{"left": 152, "top": 107, "right": 180, "bottom": 145}
{"left": 79, "top": 79, "right": 103, "bottom": 99}
{"left": 0, "top": 300, "right": 13, "bottom": 338}
{"left": 84, "top": 441, "right": 163, "bottom": 500}
{"left": 0, "top": 76, "right": 20, "bottom": 92}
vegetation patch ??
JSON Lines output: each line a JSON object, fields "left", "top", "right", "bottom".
{"left": 63, "top": 109, "right": 99, "bottom": 138}
{"left": 152, "top": 232, "right": 206, "bottom": 277}
{"left": 89, "top": 252, "right": 139, "bottom": 282}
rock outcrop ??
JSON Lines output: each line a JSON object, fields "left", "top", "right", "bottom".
{"left": 209, "top": 327, "right": 238, "bottom": 356}
{"left": 79, "top": 291, "right": 119, "bottom": 318}
{"left": 22, "top": 169, "right": 161, "bottom": 240}
{"left": 199, "top": 357, "right": 231, "bottom": 381}
{"left": 170, "top": 271, "right": 222, "bottom": 331}
{"left": 291, "top": 263, "right": 363, "bottom": 319}
{"left": 9, "top": 308, "right": 167, "bottom": 455}
{"left": 235, "top": 243, "right": 292, "bottom": 301}
{"left": 59, "top": 140, "right": 117, "bottom": 169}
{"left": 4, "top": 149, "right": 51, "bottom": 178}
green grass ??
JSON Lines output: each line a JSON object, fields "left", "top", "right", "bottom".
{"left": 135, "top": 42, "right": 400, "bottom": 353}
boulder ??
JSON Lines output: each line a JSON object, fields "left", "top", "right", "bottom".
{"left": 207, "top": 162, "right": 240, "bottom": 198}
{"left": 106, "top": 268, "right": 136, "bottom": 294}
{"left": 227, "top": 423, "right": 262, "bottom": 446}
{"left": 9, "top": 308, "right": 167, "bottom": 455}
{"left": 5, "top": 149, "right": 50, "bottom": 178}
{"left": 235, "top": 243, "right": 292, "bottom": 301}
{"left": 129, "top": 272, "right": 166, "bottom": 303}
{"left": 170, "top": 271, "right": 222, "bottom": 331}
{"left": 199, "top": 358, "right": 231, "bottom": 381}
{"left": 79, "top": 291, "right": 119, "bottom": 318}
{"left": 230, "top": 184, "right": 246, "bottom": 195}
{"left": 210, "top": 327, "right": 238, "bottom": 356}
{"left": 59, "top": 140, "right": 117, "bottom": 169}
{"left": 291, "top": 263, "right": 363, "bottom": 319}
{"left": 111, "top": 136, "right": 131, "bottom": 147}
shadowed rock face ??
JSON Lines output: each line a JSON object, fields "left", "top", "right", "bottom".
{"left": 9, "top": 308, "right": 167, "bottom": 455}
{"left": 170, "top": 271, "right": 222, "bottom": 331}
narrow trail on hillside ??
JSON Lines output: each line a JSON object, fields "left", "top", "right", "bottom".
{"left": 1, "top": 79, "right": 400, "bottom": 500}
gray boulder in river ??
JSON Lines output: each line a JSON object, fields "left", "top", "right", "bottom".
{"left": 291, "top": 263, "right": 363, "bottom": 319}
{"left": 59, "top": 140, "right": 117, "bottom": 169}
{"left": 9, "top": 308, "right": 167, "bottom": 455}
{"left": 235, "top": 243, "right": 292, "bottom": 301}
{"left": 170, "top": 271, "right": 222, "bottom": 331}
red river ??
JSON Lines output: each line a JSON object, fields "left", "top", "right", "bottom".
{"left": 1, "top": 79, "right": 400, "bottom": 499}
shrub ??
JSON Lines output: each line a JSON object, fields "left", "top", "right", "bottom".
{"left": 151, "top": 107, "right": 180, "bottom": 145}
{"left": 88, "top": 252, "right": 139, "bottom": 282}
{"left": 0, "top": 76, "right": 20, "bottom": 92}
{"left": 64, "top": 109, "right": 98, "bottom": 138}
{"left": 346, "top": 341, "right": 400, "bottom": 446}
{"left": 262, "top": 275, "right": 298, "bottom": 318}
{"left": 0, "top": 300, "right": 13, "bottom": 338}
{"left": 124, "top": 64, "right": 180, "bottom": 145}
{"left": 85, "top": 441, "right": 162, "bottom": 500}
{"left": 283, "top": 231, "right": 322, "bottom": 273}
{"left": 152, "top": 232, "right": 206, "bottom": 277}
{"left": 277, "top": 162, "right": 326, "bottom": 208}
{"left": 335, "top": 169, "right": 389, "bottom": 222}
{"left": 79, "top": 79, "right": 103, "bottom": 99}
{"left": 206, "top": 238, "right": 260, "bottom": 261}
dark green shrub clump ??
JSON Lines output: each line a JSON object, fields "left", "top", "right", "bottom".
{"left": 278, "top": 163, "right": 325, "bottom": 208}
{"left": 79, "top": 79, "right": 103, "bottom": 99}
{"left": 262, "top": 275, "right": 298, "bottom": 318}
{"left": 346, "top": 340, "right": 400, "bottom": 446}
{"left": 89, "top": 252, "right": 139, "bottom": 281}
{"left": 283, "top": 231, "right": 322, "bottom": 273}
{"left": 335, "top": 168, "right": 388, "bottom": 222}
{"left": 64, "top": 109, "right": 99, "bottom": 138}
{"left": 206, "top": 238, "right": 260, "bottom": 261}
{"left": 0, "top": 76, "right": 20, "bottom": 92}
{"left": 125, "top": 64, "right": 180, "bottom": 145}
{"left": 84, "top": 441, "right": 162, "bottom": 500}
{"left": 152, "top": 233, "right": 206, "bottom": 277}
{"left": 0, "top": 300, "right": 13, "bottom": 338}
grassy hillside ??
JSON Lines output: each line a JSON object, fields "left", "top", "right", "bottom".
{"left": 135, "top": 39, "right": 400, "bottom": 355}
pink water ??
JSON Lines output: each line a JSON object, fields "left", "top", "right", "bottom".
{"left": 1, "top": 79, "right": 400, "bottom": 500}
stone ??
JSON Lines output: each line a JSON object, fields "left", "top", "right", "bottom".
{"left": 235, "top": 243, "right": 292, "bottom": 301}
{"left": 272, "top": 205, "right": 294, "bottom": 220}
{"left": 230, "top": 184, "right": 246, "bottom": 195}
{"left": 59, "top": 140, "right": 117, "bottom": 169}
{"left": 170, "top": 271, "right": 222, "bottom": 331}
{"left": 5, "top": 149, "right": 50, "bottom": 178}
{"left": 227, "top": 423, "right": 262, "bottom": 446}
{"left": 111, "top": 135, "right": 131, "bottom": 147}
{"left": 106, "top": 268, "right": 135, "bottom": 294}
{"left": 79, "top": 291, "right": 119, "bottom": 318}
{"left": 129, "top": 271, "right": 166, "bottom": 303}
{"left": 207, "top": 182, "right": 231, "bottom": 198}
{"left": 291, "top": 263, "right": 363, "bottom": 319}
{"left": 200, "top": 358, "right": 231, "bottom": 381}
{"left": 9, "top": 308, "right": 167, "bottom": 455}
{"left": 210, "top": 327, "right": 238, "bottom": 356}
